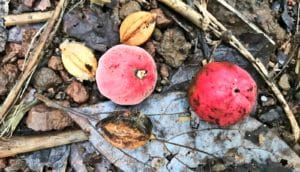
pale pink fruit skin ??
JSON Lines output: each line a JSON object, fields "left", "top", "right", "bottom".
{"left": 96, "top": 44, "right": 157, "bottom": 105}
{"left": 188, "top": 62, "right": 257, "bottom": 126}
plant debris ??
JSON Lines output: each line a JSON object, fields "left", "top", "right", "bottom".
{"left": 63, "top": 6, "right": 119, "bottom": 52}
{"left": 1, "top": 0, "right": 300, "bottom": 170}
{"left": 157, "top": 27, "right": 192, "bottom": 67}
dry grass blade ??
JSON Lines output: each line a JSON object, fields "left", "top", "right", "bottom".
{"left": 0, "top": 99, "right": 38, "bottom": 137}
{"left": 0, "top": 0, "right": 69, "bottom": 123}
{"left": 158, "top": 0, "right": 300, "bottom": 141}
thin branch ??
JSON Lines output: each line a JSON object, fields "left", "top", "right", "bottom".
{"left": 154, "top": 138, "right": 221, "bottom": 161}
{"left": 215, "top": 0, "right": 275, "bottom": 45}
{"left": 35, "top": 94, "right": 99, "bottom": 121}
{"left": 272, "top": 46, "right": 298, "bottom": 80}
{"left": 3, "top": 11, "right": 53, "bottom": 27}
{"left": 158, "top": 0, "right": 300, "bottom": 141}
{"left": 0, "top": 0, "right": 69, "bottom": 122}
{"left": 0, "top": 130, "right": 88, "bottom": 158}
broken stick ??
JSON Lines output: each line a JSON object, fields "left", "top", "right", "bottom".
{"left": 0, "top": 130, "right": 88, "bottom": 158}
{"left": 0, "top": 0, "right": 68, "bottom": 123}
{"left": 158, "top": 0, "right": 300, "bottom": 141}
{"left": 3, "top": 11, "right": 53, "bottom": 27}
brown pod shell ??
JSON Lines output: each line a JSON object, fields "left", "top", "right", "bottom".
{"left": 100, "top": 111, "right": 152, "bottom": 149}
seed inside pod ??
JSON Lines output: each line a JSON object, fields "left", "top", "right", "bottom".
{"left": 60, "top": 40, "right": 97, "bottom": 81}
{"left": 99, "top": 110, "right": 152, "bottom": 149}
{"left": 120, "top": 11, "right": 157, "bottom": 46}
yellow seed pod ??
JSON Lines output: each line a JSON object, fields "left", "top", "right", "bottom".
{"left": 60, "top": 40, "right": 97, "bottom": 81}
{"left": 120, "top": 11, "right": 157, "bottom": 46}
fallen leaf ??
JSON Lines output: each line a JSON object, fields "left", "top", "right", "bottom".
{"left": 73, "top": 92, "right": 300, "bottom": 171}
{"left": 63, "top": 6, "right": 119, "bottom": 52}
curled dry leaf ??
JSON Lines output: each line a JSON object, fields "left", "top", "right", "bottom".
{"left": 120, "top": 11, "right": 156, "bottom": 46}
{"left": 60, "top": 40, "right": 97, "bottom": 81}
{"left": 99, "top": 110, "right": 152, "bottom": 149}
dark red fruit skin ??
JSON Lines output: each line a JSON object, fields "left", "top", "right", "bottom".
{"left": 188, "top": 62, "right": 257, "bottom": 126}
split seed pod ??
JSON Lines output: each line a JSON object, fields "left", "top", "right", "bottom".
{"left": 99, "top": 111, "right": 152, "bottom": 149}
{"left": 120, "top": 11, "right": 157, "bottom": 46}
{"left": 60, "top": 40, "right": 97, "bottom": 81}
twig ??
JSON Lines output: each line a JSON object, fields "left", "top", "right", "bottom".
{"left": 35, "top": 94, "right": 99, "bottom": 121}
{"left": 0, "top": 0, "right": 68, "bottom": 122}
{"left": 3, "top": 11, "right": 53, "bottom": 27}
{"left": 273, "top": 46, "right": 298, "bottom": 80}
{"left": 0, "top": 130, "right": 88, "bottom": 158}
{"left": 154, "top": 138, "right": 221, "bottom": 160}
{"left": 215, "top": 0, "right": 275, "bottom": 45}
{"left": 158, "top": 0, "right": 300, "bottom": 141}
{"left": 296, "top": 2, "right": 300, "bottom": 33}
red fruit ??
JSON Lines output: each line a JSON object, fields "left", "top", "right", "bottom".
{"left": 96, "top": 44, "right": 157, "bottom": 105}
{"left": 188, "top": 62, "right": 257, "bottom": 126}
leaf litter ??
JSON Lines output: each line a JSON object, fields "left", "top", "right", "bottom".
{"left": 64, "top": 92, "right": 300, "bottom": 171}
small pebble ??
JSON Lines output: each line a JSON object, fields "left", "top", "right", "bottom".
{"left": 48, "top": 55, "right": 64, "bottom": 71}
{"left": 0, "top": 158, "right": 7, "bottom": 169}
{"left": 65, "top": 80, "right": 89, "bottom": 104}
{"left": 259, "top": 107, "right": 282, "bottom": 123}
{"left": 160, "top": 79, "right": 169, "bottom": 85}
{"left": 55, "top": 91, "right": 66, "bottom": 100}
{"left": 143, "top": 41, "right": 156, "bottom": 57}
{"left": 34, "top": 0, "right": 51, "bottom": 11}
{"left": 260, "top": 95, "right": 268, "bottom": 102}
{"left": 17, "top": 59, "right": 25, "bottom": 71}
{"left": 160, "top": 63, "right": 169, "bottom": 79}
{"left": 150, "top": 8, "right": 172, "bottom": 28}
{"left": 293, "top": 143, "right": 300, "bottom": 155}
{"left": 153, "top": 28, "right": 162, "bottom": 41}
{"left": 26, "top": 102, "right": 73, "bottom": 131}
{"left": 119, "top": 1, "right": 141, "bottom": 19}
{"left": 33, "top": 67, "right": 62, "bottom": 91}
{"left": 278, "top": 74, "right": 291, "bottom": 91}
{"left": 0, "top": 64, "right": 19, "bottom": 96}
{"left": 155, "top": 86, "right": 162, "bottom": 92}
{"left": 59, "top": 70, "right": 73, "bottom": 82}
{"left": 23, "top": 0, "right": 35, "bottom": 8}
{"left": 260, "top": 95, "right": 275, "bottom": 106}
{"left": 8, "top": 26, "right": 22, "bottom": 43}
{"left": 212, "top": 163, "right": 226, "bottom": 172}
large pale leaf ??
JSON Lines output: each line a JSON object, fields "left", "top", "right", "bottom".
{"left": 75, "top": 92, "right": 300, "bottom": 171}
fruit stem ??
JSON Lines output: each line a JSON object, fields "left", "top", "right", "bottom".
{"left": 135, "top": 69, "right": 147, "bottom": 79}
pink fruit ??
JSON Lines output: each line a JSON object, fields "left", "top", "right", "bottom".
{"left": 188, "top": 62, "right": 257, "bottom": 126}
{"left": 96, "top": 44, "right": 157, "bottom": 105}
